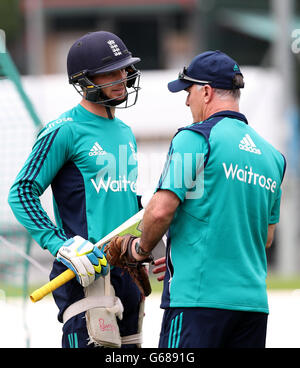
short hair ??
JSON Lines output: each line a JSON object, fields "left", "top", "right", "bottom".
{"left": 214, "top": 74, "right": 244, "bottom": 100}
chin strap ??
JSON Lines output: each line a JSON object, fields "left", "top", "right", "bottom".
{"left": 105, "top": 106, "right": 114, "bottom": 120}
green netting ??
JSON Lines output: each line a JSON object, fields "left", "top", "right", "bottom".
{"left": 0, "top": 47, "right": 42, "bottom": 347}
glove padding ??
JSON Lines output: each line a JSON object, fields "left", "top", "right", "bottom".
{"left": 57, "top": 235, "right": 108, "bottom": 287}
{"left": 104, "top": 235, "right": 153, "bottom": 297}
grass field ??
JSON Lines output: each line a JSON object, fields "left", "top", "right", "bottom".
{"left": 151, "top": 274, "right": 300, "bottom": 294}
{"left": 266, "top": 274, "right": 300, "bottom": 290}
{"left": 1, "top": 275, "right": 300, "bottom": 348}
{"left": 1, "top": 274, "right": 300, "bottom": 298}
{"left": 1, "top": 289, "right": 300, "bottom": 348}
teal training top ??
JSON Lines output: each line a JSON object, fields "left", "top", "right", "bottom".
{"left": 157, "top": 110, "right": 286, "bottom": 313}
{"left": 8, "top": 104, "right": 139, "bottom": 256}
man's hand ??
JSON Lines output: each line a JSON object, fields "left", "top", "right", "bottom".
{"left": 266, "top": 224, "right": 276, "bottom": 249}
{"left": 104, "top": 235, "right": 152, "bottom": 296}
{"left": 57, "top": 235, "right": 108, "bottom": 287}
{"left": 152, "top": 257, "right": 166, "bottom": 281}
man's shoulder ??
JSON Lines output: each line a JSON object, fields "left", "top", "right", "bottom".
{"left": 174, "top": 126, "right": 205, "bottom": 142}
{"left": 115, "top": 116, "right": 134, "bottom": 130}
{"left": 170, "top": 125, "right": 208, "bottom": 157}
{"left": 114, "top": 117, "right": 137, "bottom": 142}
{"left": 175, "top": 119, "right": 215, "bottom": 145}
{"left": 177, "top": 113, "right": 227, "bottom": 141}
{"left": 37, "top": 108, "right": 77, "bottom": 141}
{"left": 247, "top": 126, "right": 284, "bottom": 157}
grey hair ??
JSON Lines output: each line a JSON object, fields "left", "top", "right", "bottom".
{"left": 197, "top": 74, "right": 244, "bottom": 101}
{"left": 196, "top": 84, "right": 240, "bottom": 100}
{"left": 196, "top": 85, "right": 204, "bottom": 91}
{"left": 214, "top": 74, "right": 244, "bottom": 100}
{"left": 214, "top": 88, "right": 241, "bottom": 101}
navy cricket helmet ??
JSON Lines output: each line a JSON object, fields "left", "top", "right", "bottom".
{"left": 67, "top": 31, "right": 141, "bottom": 107}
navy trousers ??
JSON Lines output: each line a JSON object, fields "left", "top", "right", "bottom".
{"left": 158, "top": 307, "right": 268, "bottom": 348}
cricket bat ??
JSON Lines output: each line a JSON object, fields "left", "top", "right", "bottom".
{"left": 30, "top": 209, "right": 144, "bottom": 303}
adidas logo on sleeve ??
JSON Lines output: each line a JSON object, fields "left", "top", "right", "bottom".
{"left": 89, "top": 142, "right": 107, "bottom": 156}
{"left": 239, "top": 134, "right": 261, "bottom": 155}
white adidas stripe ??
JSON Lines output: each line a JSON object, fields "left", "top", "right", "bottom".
{"left": 240, "top": 134, "right": 256, "bottom": 148}
{"left": 89, "top": 142, "right": 106, "bottom": 156}
{"left": 94, "top": 142, "right": 103, "bottom": 151}
{"left": 239, "top": 134, "right": 261, "bottom": 155}
{"left": 245, "top": 134, "right": 256, "bottom": 147}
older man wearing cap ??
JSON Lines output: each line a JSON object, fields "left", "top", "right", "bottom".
{"left": 125, "top": 50, "right": 286, "bottom": 348}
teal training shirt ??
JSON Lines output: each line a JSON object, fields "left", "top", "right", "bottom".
{"left": 8, "top": 104, "right": 139, "bottom": 256}
{"left": 157, "top": 111, "right": 286, "bottom": 313}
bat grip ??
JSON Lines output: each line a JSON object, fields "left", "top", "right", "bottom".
{"left": 30, "top": 268, "right": 75, "bottom": 303}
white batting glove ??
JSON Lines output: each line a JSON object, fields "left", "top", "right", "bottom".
{"left": 57, "top": 235, "right": 108, "bottom": 287}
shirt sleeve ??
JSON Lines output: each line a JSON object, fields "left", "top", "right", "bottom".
{"left": 269, "top": 153, "right": 286, "bottom": 224}
{"left": 156, "top": 129, "right": 209, "bottom": 202}
{"left": 8, "top": 124, "right": 73, "bottom": 256}
{"left": 269, "top": 187, "right": 282, "bottom": 225}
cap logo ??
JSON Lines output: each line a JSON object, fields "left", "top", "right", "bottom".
{"left": 107, "top": 40, "right": 122, "bottom": 56}
{"left": 233, "top": 64, "right": 240, "bottom": 72}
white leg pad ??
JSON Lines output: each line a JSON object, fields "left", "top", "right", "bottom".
{"left": 63, "top": 272, "right": 123, "bottom": 348}
{"left": 62, "top": 270, "right": 145, "bottom": 348}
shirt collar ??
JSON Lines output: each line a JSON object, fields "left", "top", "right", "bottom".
{"left": 206, "top": 110, "right": 248, "bottom": 125}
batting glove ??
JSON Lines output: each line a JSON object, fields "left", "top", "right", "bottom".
{"left": 57, "top": 235, "right": 108, "bottom": 287}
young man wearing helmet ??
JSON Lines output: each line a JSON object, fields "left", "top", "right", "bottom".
{"left": 8, "top": 31, "right": 144, "bottom": 348}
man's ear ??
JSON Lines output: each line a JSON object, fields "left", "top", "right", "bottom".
{"left": 203, "top": 85, "right": 213, "bottom": 103}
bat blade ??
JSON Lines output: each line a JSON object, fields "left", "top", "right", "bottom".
{"left": 30, "top": 209, "right": 144, "bottom": 303}
{"left": 95, "top": 209, "right": 144, "bottom": 249}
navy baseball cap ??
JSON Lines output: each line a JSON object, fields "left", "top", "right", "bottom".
{"left": 168, "top": 50, "right": 243, "bottom": 92}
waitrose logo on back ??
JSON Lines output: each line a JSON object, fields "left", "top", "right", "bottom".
{"left": 223, "top": 163, "right": 277, "bottom": 192}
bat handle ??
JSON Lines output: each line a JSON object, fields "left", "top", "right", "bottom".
{"left": 30, "top": 268, "right": 75, "bottom": 303}
{"left": 29, "top": 242, "right": 107, "bottom": 303}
